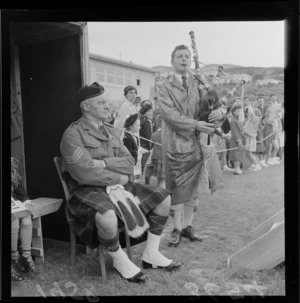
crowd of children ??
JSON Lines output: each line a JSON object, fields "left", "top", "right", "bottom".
{"left": 121, "top": 91, "right": 284, "bottom": 185}
{"left": 211, "top": 93, "right": 284, "bottom": 175}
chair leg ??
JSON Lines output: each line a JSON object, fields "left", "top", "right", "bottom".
{"left": 98, "top": 247, "right": 107, "bottom": 283}
{"left": 124, "top": 228, "right": 132, "bottom": 261}
{"left": 70, "top": 231, "right": 76, "bottom": 266}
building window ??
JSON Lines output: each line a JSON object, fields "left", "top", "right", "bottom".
{"left": 116, "top": 77, "right": 124, "bottom": 85}
{"left": 96, "top": 73, "right": 105, "bottom": 82}
{"left": 92, "top": 62, "right": 136, "bottom": 86}
{"left": 107, "top": 75, "right": 115, "bottom": 84}
{"left": 124, "top": 78, "right": 132, "bottom": 86}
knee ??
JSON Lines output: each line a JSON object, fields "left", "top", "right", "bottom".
{"left": 153, "top": 195, "right": 171, "bottom": 216}
{"left": 20, "top": 216, "right": 32, "bottom": 228}
{"left": 12, "top": 219, "right": 20, "bottom": 230}
{"left": 95, "top": 210, "right": 118, "bottom": 235}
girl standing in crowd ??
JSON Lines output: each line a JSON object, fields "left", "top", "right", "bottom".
{"left": 122, "top": 113, "right": 144, "bottom": 183}
{"left": 11, "top": 157, "right": 36, "bottom": 281}
{"left": 212, "top": 128, "right": 234, "bottom": 172}
{"left": 277, "top": 101, "right": 284, "bottom": 159}
{"left": 229, "top": 103, "right": 245, "bottom": 175}
{"left": 243, "top": 106, "right": 261, "bottom": 171}
{"left": 252, "top": 107, "right": 268, "bottom": 167}
{"left": 114, "top": 86, "right": 139, "bottom": 137}
{"left": 263, "top": 104, "right": 280, "bottom": 165}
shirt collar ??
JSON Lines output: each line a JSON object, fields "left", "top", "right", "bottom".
{"left": 174, "top": 73, "right": 188, "bottom": 83}
{"left": 82, "top": 116, "right": 103, "bottom": 131}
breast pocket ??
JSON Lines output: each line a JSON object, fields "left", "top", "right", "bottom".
{"left": 82, "top": 138, "right": 103, "bottom": 159}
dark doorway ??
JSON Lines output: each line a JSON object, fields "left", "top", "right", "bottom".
{"left": 20, "top": 35, "right": 82, "bottom": 241}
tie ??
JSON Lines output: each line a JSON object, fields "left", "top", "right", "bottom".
{"left": 182, "top": 75, "right": 188, "bottom": 91}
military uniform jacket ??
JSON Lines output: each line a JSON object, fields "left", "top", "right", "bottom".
{"left": 60, "top": 116, "right": 135, "bottom": 187}
{"left": 60, "top": 116, "right": 169, "bottom": 248}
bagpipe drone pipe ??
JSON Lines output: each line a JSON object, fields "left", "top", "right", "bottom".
{"left": 188, "top": 31, "right": 246, "bottom": 144}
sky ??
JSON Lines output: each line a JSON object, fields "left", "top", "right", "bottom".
{"left": 87, "top": 21, "right": 284, "bottom": 69}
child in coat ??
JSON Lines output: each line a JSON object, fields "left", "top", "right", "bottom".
{"left": 229, "top": 103, "right": 245, "bottom": 175}
{"left": 243, "top": 106, "right": 262, "bottom": 171}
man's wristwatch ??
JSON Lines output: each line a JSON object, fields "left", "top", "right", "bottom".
{"left": 102, "top": 160, "right": 107, "bottom": 169}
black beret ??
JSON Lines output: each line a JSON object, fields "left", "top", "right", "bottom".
{"left": 140, "top": 104, "right": 152, "bottom": 115}
{"left": 78, "top": 82, "right": 105, "bottom": 102}
{"left": 124, "top": 85, "right": 137, "bottom": 96}
{"left": 124, "top": 113, "right": 139, "bottom": 129}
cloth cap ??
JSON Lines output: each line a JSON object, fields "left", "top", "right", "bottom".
{"left": 124, "top": 85, "right": 137, "bottom": 96}
{"left": 124, "top": 113, "right": 139, "bottom": 129}
{"left": 140, "top": 104, "right": 152, "bottom": 115}
{"left": 78, "top": 82, "right": 104, "bottom": 102}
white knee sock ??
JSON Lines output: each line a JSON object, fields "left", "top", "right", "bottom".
{"left": 182, "top": 205, "right": 195, "bottom": 229}
{"left": 172, "top": 207, "right": 183, "bottom": 231}
{"left": 108, "top": 246, "right": 140, "bottom": 279}
{"left": 141, "top": 231, "right": 172, "bottom": 267}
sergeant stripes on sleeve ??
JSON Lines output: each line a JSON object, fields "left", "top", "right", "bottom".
{"left": 65, "top": 147, "right": 84, "bottom": 164}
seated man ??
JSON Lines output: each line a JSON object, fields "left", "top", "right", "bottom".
{"left": 60, "top": 82, "right": 181, "bottom": 284}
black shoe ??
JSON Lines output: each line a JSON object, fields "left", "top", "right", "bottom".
{"left": 11, "top": 265, "right": 24, "bottom": 282}
{"left": 168, "top": 228, "right": 181, "bottom": 247}
{"left": 12, "top": 258, "right": 27, "bottom": 273}
{"left": 142, "top": 260, "right": 181, "bottom": 272}
{"left": 19, "top": 255, "right": 36, "bottom": 273}
{"left": 114, "top": 269, "right": 147, "bottom": 284}
{"left": 181, "top": 226, "right": 203, "bottom": 242}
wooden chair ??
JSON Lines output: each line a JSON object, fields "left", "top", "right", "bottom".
{"left": 54, "top": 156, "right": 132, "bottom": 282}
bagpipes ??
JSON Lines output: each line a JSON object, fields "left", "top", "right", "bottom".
{"left": 188, "top": 31, "right": 246, "bottom": 144}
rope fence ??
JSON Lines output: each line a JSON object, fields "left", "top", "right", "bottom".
{"left": 111, "top": 124, "right": 282, "bottom": 154}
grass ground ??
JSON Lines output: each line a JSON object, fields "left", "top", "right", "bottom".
{"left": 11, "top": 160, "right": 284, "bottom": 297}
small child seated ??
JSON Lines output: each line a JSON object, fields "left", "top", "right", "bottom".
{"left": 11, "top": 157, "right": 36, "bottom": 282}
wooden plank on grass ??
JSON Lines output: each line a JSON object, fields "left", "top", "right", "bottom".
{"left": 31, "top": 247, "right": 44, "bottom": 257}
{"left": 31, "top": 198, "right": 63, "bottom": 219}
{"left": 32, "top": 227, "right": 41, "bottom": 237}
{"left": 248, "top": 208, "right": 284, "bottom": 242}
{"left": 31, "top": 216, "right": 44, "bottom": 262}
{"left": 228, "top": 221, "right": 284, "bottom": 270}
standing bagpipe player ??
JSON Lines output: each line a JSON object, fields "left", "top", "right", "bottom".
{"left": 156, "top": 44, "right": 226, "bottom": 248}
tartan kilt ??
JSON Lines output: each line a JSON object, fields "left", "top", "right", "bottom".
{"left": 65, "top": 181, "right": 169, "bottom": 249}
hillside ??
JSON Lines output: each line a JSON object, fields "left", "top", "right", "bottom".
{"left": 153, "top": 65, "right": 284, "bottom": 81}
